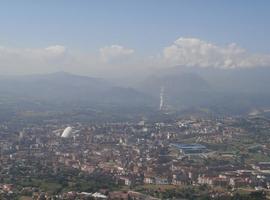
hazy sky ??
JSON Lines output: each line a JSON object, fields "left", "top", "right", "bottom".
{"left": 0, "top": 0, "right": 270, "bottom": 76}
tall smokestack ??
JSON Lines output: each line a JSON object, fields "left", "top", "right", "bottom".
{"left": 159, "top": 86, "right": 164, "bottom": 110}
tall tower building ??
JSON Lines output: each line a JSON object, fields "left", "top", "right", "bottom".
{"left": 159, "top": 86, "right": 165, "bottom": 110}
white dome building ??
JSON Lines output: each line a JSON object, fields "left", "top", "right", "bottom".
{"left": 61, "top": 127, "right": 73, "bottom": 138}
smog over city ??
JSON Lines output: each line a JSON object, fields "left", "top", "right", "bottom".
{"left": 0, "top": 1, "right": 270, "bottom": 199}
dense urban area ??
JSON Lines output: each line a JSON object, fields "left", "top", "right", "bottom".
{"left": 1, "top": 111, "right": 270, "bottom": 200}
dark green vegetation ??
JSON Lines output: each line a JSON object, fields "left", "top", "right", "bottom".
{"left": 1, "top": 163, "right": 118, "bottom": 199}
{"left": 134, "top": 185, "right": 267, "bottom": 200}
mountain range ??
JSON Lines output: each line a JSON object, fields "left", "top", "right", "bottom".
{"left": 0, "top": 67, "right": 269, "bottom": 115}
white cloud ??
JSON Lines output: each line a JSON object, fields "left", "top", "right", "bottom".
{"left": 1, "top": 39, "right": 270, "bottom": 77}
{"left": 0, "top": 44, "right": 138, "bottom": 76}
{"left": 99, "top": 45, "right": 134, "bottom": 62}
{"left": 45, "top": 45, "right": 66, "bottom": 56}
{"left": 0, "top": 45, "right": 69, "bottom": 74}
{"left": 0, "top": 45, "right": 67, "bottom": 61}
{"left": 162, "top": 37, "right": 270, "bottom": 68}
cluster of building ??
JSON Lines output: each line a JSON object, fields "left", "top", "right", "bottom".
{"left": 0, "top": 116, "right": 270, "bottom": 198}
